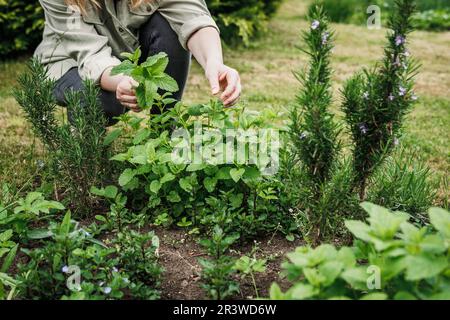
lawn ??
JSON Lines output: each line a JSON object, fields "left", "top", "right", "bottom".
{"left": 0, "top": 0, "right": 448, "bottom": 203}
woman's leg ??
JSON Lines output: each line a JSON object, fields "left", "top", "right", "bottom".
{"left": 53, "top": 67, "right": 126, "bottom": 126}
{"left": 139, "top": 11, "right": 191, "bottom": 104}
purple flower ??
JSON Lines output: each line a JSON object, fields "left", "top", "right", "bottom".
{"left": 359, "top": 123, "right": 368, "bottom": 135}
{"left": 411, "top": 94, "right": 418, "bottom": 101}
{"left": 103, "top": 287, "right": 112, "bottom": 294}
{"left": 322, "top": 32, "right": 329, "bottom": 45}
{"left": 399, "top": 86, "right": 407, "bottom": 96}
{"left": 395, "top": 35, "right": 405, "bottom": 46}
{"left": 62, "top": 266, "right": 69, "bottom": 274}
{"left": 388, "top": 94, "right": 395, "bottom": 101}
{"left": 311, "top": 20, "right": 320, "bottom": 30}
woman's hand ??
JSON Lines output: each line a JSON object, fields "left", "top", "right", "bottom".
{"left": 187, "top": 27, "right": 242, "bottom": 108}
{"left": 205, "top": 61, "right": 242, "bottom": 107}
{"left": 116, "top": 76, "right": 141, "bottom": 112}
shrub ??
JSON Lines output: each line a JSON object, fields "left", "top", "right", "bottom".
{"left": 368, "top": 152, "right": 436, "bottom": 219}
{"left": 342, "top": 0, "right": 419, "bottom": 200}
{"left": 206, "top": 0, "right": 284, "bottom": 46}
{"left": 288, "top": 5, "right": 343, "bottom": 239}
{"left": 270, "top": 203, "right": 450, "bottom": 300}
{"left": 0, "top": 0, "right": 44, "bottom": 58}
{"left": 14, "top": 60, "right": 110, "bottom": 216}
{"left": 0, "top": 0, "right": 283, "bottom": 57}
{"left": 413, "top": 9, "right": 450, "bottom": 31}
{"left": 286, "top": 0, "right": 428, "bottom": 240}
{"left": 313, "top": 0, "right": 450, "bottom": 31}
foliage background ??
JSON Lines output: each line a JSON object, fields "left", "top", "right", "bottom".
{"left": 0, "top": 0, "right": 283, "bottom": 58}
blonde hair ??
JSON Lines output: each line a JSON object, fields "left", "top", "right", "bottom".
{"left": 66, "top": 0, "right": 151, "bottom": 14}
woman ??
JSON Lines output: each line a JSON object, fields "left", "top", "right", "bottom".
{"left": 35, "top": 0, "right": 241, "bottom": 125}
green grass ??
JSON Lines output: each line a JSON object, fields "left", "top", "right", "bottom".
{"left": 1, "top": 0, "right": 448, "bottom": 203}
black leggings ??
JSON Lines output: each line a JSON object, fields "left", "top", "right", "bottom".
{"left": 53, "top": 12, "right": 191, "bottom": 126}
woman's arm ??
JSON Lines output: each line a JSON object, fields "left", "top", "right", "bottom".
{"left": 187, "top": 27, "right": 242, "bottom": 107}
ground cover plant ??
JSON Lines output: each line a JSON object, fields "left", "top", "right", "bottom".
{"left": 270, "top": 203, "right": 450, "bottom": 300}
{"left": 0, "top": 0, "right": 448, "bottom": 301}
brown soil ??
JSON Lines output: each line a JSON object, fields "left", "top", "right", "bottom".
{"left": 155, "top": 227, "right": 303, "bottom": 300}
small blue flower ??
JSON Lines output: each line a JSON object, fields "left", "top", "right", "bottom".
{"left": 299, "top": 131, "right": 309, "bottom": 140}
{"left": 359, "top": 123, "right": 368, "bottom": 135}
{"left": 103, "top": 287, "right": 112, "bottom": 294}
{"left": 393, "top": 137, "right": 400, "bottom": 146}
{"left": 399, "top": 86, "right": 407, "bottom": 96}
{"left": 36, "top": 160, "right": 45, "bottom": 169}
{"left": 62, "top": 266, "right": 69, "bottom": 274}
{"left": 311, "top": 20, "right": 320, "bottom": 30}
{"left": 388, "top": 94, "right": 395, "bottom": 101}
{"left": 363, "top": 92, "right": 369, "bottom": 100}
{"left": 395, "top": 35, "right": 405, "bottom": 46}
{"left": 321, "top": 32, "right": 329, "bottom": 45}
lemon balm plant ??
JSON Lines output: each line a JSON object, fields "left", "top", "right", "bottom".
{"left": 108, "top": 50, "right": 289, "bottom": 239}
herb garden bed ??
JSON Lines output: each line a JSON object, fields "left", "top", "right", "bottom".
{"left": 1, "top": 0, "right": 449, "bottom": 301}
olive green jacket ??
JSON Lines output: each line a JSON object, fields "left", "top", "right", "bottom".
{"left": 34, "top": 0, "right": 218, "bottom": 82}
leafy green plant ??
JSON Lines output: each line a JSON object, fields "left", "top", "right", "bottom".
{"left": 113, "top": 228, "right": 162, "bottom": 300}
{"left": 109, "top": 50, "right": 289, "bottom": 239}
{"left": 234, "top": 249, "right": 266, "bottom": 298}
{"left": 198, "top": 225, "right": 240, "bottom": 300}
{"left": 0, "top": 191, "right": 65, "bottom": 239}
{"left": 14, "top": 60, "right": 110, "bottom": 216}
{"left": 16, "top": 210, "right": 162, "bottom": 300}
{"left": 270, "top": 203, "right": 450, "bottom": 300}
{"left": 0, "top": 229, "right": 19, "bottom": 300}
{"left": 90, "top": 185, "right": 143, "bottom": 232}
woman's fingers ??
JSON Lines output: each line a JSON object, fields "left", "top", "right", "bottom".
{"left": 122, "top": 102, "right": 141, "bottom": 112}
{"left": 119, "top": 95, "right": 137, "bottom": 104}
{"left": 220, "top": 71, "right": 239, "bottom": 101}
{"left": 224, "top": 82, "right": 242, "bottom": 107}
